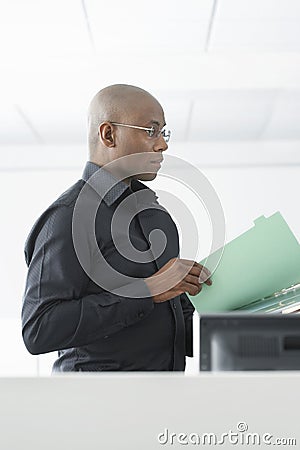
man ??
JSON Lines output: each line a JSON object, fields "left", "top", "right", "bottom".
{"left": 21, "top": 84, "right": 212, "bottom": 372}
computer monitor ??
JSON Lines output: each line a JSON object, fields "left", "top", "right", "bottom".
{"left": 199, "top": 313, "right": 300, "bottom": 371}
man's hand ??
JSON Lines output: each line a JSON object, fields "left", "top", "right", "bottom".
{"left": 144, "top": 258, "right": 212, "bottom": 303}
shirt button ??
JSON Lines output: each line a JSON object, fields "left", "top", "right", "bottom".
{"left": 138, "top": 312, "right": 144, "bottom": 318}
{"left": 173, "top": 304, "right": 177, "bottom": 309}
{"left": 104, "top": 335, "right": 109, "bottom": 339}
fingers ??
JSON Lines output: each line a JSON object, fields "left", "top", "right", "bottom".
{"left": 179, "top": 259, "right": 212, "bottom": 285}
{"left": 192, "top": 262, "right": 212, "bottom": 280}
{"left": 184, "top": 272, "right": 211, "bottom": 294}
{"left": 149, "top": 258, "right": 212, "bottom": 300}
{"left": 185, "top": 274, "right": 203, "bottom": 288}
{"left": 181, "top": 280, "right": 203, "bottom": 296}
{"left": 180, "top": 259, "right": 211, "bottom": 276}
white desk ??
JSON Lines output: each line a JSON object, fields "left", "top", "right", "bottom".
{"left": 0, "top": 373, "right": 299, "bottom": 450}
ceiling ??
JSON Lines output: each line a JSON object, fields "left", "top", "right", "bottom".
{"left": 1, "top": 0, "right": 300, "bottom": 145}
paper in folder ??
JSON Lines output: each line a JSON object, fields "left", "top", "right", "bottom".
{"left": 190, "top": 212, "right": 300, "bottom": 312}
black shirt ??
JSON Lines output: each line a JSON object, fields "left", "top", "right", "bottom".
{"left": 21, "top": 161, "right": 195, "bottom": 371}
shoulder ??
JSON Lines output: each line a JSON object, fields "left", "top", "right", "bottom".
{"left": 32, "top": 179, "right": 84, "bottom": 226}
{"left": 24, "top": 180, "right": 84, "bottom": 264}
{"left": 51, "top": 179, "right": 85, "bottom": 208}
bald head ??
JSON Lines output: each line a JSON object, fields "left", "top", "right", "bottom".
{"left": 87, "top": 84, "right": 162, "bottom": 157}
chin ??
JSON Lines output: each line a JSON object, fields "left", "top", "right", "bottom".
{"left": 138, "top": 172, "right": 157, "bottom": 181}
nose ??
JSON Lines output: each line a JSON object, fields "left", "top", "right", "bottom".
{"left": 153, "top": 134, "right": 168, "bottom": 152}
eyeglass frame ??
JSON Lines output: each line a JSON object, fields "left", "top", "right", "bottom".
{"left": 110, "top": 122, "right": 171, "bottom": 143}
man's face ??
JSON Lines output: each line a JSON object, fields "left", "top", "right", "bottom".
{"left": 112, "top": 95, "right": 168, "bottom": 182}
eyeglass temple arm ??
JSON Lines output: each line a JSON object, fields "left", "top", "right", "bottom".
{"left": 110, "top": 123, "right": 153, "bottom": 132}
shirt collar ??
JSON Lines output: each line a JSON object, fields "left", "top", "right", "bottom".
{"left": 81, "top": 161, "right": 158, "bottom": 207}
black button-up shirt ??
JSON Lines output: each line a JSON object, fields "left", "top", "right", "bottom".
{"left": 21, "top": 162, "right": 195, "bottom": 371}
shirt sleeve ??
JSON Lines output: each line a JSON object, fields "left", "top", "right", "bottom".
{"left": 180, "top": 293, "right": 195, "bottom": 357}
{"left": 21, "top": 205, "right": 154, "bottom": 355}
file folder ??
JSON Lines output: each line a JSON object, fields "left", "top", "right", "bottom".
{"left": 190, "top": 212, "right": 300, "bottom": 312}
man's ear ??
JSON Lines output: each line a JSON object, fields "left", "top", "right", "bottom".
{"left": 98, "top": 122, "right": 115, "bottom": 148}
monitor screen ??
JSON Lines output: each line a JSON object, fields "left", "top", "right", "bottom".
{"left": 199, "top": 314, "right": 300, "bottom": 371}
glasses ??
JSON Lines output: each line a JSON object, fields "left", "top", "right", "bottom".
{"left": 110, "top": 122, "right": 171, "bottom": 143}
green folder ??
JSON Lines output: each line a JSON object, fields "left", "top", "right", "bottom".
{"left": 189, "top": 212, "right": 300, "bottom": 312}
